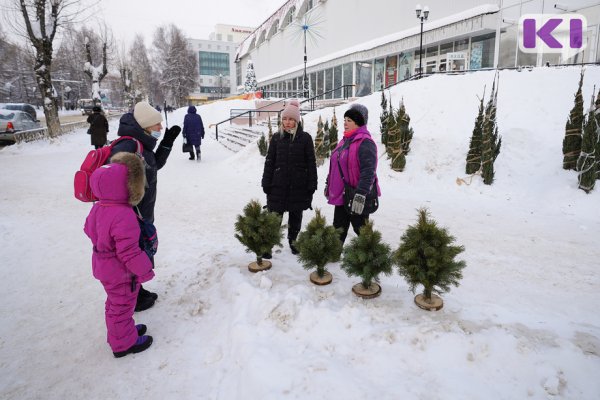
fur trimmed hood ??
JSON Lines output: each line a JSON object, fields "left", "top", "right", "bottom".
{"left": 109, "top": 152, "right": 146, "bottom": 205}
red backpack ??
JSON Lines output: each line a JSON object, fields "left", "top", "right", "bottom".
{"left": 74, "top": 136, "right": 144, "bottom": 202}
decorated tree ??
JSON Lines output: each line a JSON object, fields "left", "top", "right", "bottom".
{"left": 329, "top": 108, "right": 339, "bottom": 153}
{"left": 234, "top": 199, "right": 283, "bottom": 272}
{"left": 380, "top": 91, "right": 390, "bottom": 146}
{"left": 340, "top": 221, "right": 393, "bottom": 299}
{"left": 465, "top": 92, "right": 485, "bottom": 174}
{"left": 577, "top": 95, "right": 598, "bottom": 193}
{"left": 563, "top": 69, "right": 584, "bottom": 170}
{"left": 295, "top": 209, "right": 343, "bottom": 285}
{"left": 394, "top": 208, "right": 466, "bottom": 311}
{"left": 481, "top": 75, "right": 502, "bottom": 185}
{"left": 258, "top": 133, "right": 268, "bottom": 156}
{"left": 244, "top": 60, "right": 258, "bottom": 94}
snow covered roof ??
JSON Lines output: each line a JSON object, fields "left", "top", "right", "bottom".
{"left": 236, "top": 0, "right": 307, "bottom": 60}
{"left": 242, "top": 3, "right": 499, "bottom": 84}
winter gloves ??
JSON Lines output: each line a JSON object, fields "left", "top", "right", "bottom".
{"left": 351, "top": 193, "right": 366, "bottom": 215}
{"left": 160, "top": 125, "right": 181, "bottom": 148}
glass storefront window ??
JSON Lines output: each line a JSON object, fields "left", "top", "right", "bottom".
{"left": 325, "top": 69, "right": 333, "bottom": 99}
{"left": 333, "top": 65, "right": 342, "bottom": 98}
{"left": 454, "top": 39, "right": 469, "bottom": 51}
{"left": 355, "top": 61, "right": 372, "bottom": 97}
{"left": 470, "top": 33, "right": 495, "bottom": 69}
{"left": 317, "top": 70, "right": 324, "bottom": 98}
{"left": 374, "top": 58, "right": 385, "bottom": 92}
{"left": 440, "top": 42, "right": 453, "bottom": 55}
{"left": 310, "top": 72, "right": 316, "bottom": 98}
{"left": 342, "top": 63, "right": 353, "bottom": 97}
{"left": 426, "top": 46, "right": 438, "bottom": 57}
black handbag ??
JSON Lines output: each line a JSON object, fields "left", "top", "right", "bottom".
{"left": 182, "top": 138, "right": 193, "bottom": 153}
{"left": 336, "top": 148, "right": 379, "bottom": 216}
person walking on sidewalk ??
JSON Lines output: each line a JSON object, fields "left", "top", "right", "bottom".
{"left": 182, "top": 105, "right": 205, "bottom": 161}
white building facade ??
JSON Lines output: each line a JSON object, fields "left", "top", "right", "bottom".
{"left": 188, "top": 25, "right": 254, "bottom": 103}
{"left": 235, "top": 0, "right": 600, "bottom": 99}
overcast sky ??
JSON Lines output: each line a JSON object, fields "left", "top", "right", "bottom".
{"left": 96, "top": 0, "right": 285, "bottom": 45}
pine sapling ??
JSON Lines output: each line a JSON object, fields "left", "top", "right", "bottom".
{"left": 295, "top": 209, "right": 343, "bottom": 280}
{"left": 329, "top": 108, "right": 339, "bottom": 153}
{"left": 315, "top": 115, "right": 327, "bottom": 166}
{"left": 481, "top": 74, "right": 502, "bottom": 185}
{"left": 466, "top": 92, "right": 485, "bottom": 174}
{"left": 563, "top": 69, "right": 584, "bottom": 170}
{"left": 394, "top": 208, "right": 466, "bottom": 306}
{"left": 341, "top": 220, "right": 393, "bottom": 291}
{"left": 398, "top": 100, "right": 414, "bottom": 154}
{"left": 257, "top": 132, "right": 268, "bottom": 156}
{"left": 234, "top": 199, "right": 283, "bottom": 265}
{"left": 380, "top": 91, "right": 390, "bottom": 146}
{"left": 577, "top": 95, "right": 598, "bottom": 193}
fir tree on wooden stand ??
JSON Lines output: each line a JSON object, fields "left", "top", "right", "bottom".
{"left": 234, "top": 199, "right": 283, "bottom": 272}
{"left": 594, "top": 90, "right": 600, "bottom": 181}
{"left": 257, "top": 133, "right": 268, "bottom": 156}
{"left": 398, "top": 100, "right": 414, "bottom": 155}
{"left": 465, "top": 90, "right": 485, "bottom": 175}
{"left": 563, "top": 69, "right": 585, "bottom": 170}
{"left": 481, "top": 74, "right": 502, "bottom": 185}
{"left": 314, "top": 115, "right": 327, "bottom": 166}
{"left": 393, "top": 208, "right": 466, "bottom": 311}
{"left": 295, "top": 209, "right": 343, "bottom": 285}
{"left": 380, "top": 91, "right": 390, "bottom": 146}
{"left": 328, "top": 108, "right": 339, "bottom": 153}
{"left": 341, "top": 221, "right": 393, "bottom": 299}
{"left": 386, "top": 102, "right": 397, "bottom": 159}
{"left": 577, "top": 93, "right": 598, "bottom": 193}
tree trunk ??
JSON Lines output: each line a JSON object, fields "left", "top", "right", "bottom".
{"left": 423, "top": 286, "right": 432, "bottom": 302}
{"left": 35, "top": 49, "right": 60, "bottom": 138}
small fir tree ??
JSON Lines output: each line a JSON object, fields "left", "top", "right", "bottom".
{"left": 594, "top": 90, "right": 600, "bottom": 180}
{"left": 481, "top": 75, "right": 502, "bottom": 185}
{"left": 380, "top": 91, "right": 390, "bottom": 146}
{"left": 577, "top": 95, "right": 598, "bottom": 193}
{"left": 386, "top": 102, "right": 397, "bottom": 159}
{"left": 234, "top": 200, "right": 284, "bottom": 265}
{"left": 397, "top": 100, "right": 414, "bottom": 154}
{"left": 258, "top": 133, "right": 268, "bottom": 156}
{"left": 340, "top": 221, "right": 393, "bottom": 290}
{"left": 394, "top": 208, "right": 466, "bottom": 304}
{"left": 323, "top": 119, "right": 330, "bottom": 158}
{"left": 315, "top": 115, "right": 327, "bottom": 166}
{"left": 295, "top": 209, "right": 343, "bottom": 279}
{"left": 329, "top": 108, "right": 339, "bottom": 153}
{"left": 465, "top": 91, "right": 485, "bottom": 174}
{"left": 563, "top": 69, "right": 585, "bottom": 170}
{"left": 244, "top": 60, "right": 258, "bottom": 94}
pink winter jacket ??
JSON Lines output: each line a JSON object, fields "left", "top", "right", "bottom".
{"left": 84, "top": 163, "right": 154, "bottom": 285}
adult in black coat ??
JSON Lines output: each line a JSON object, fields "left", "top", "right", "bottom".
{"left": 109, "top": 101, "right": 181, "bottom": 311}
{"left": 261, "top": 100, "right": 317, "bottom": 255}
{"left": 87, "top": 106, "right": 109, "bottom": 149}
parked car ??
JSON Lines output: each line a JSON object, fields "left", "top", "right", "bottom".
{"left": 0, "top": 103, "right": 37, "bottom": 120}
{"left": 0, "top": 109, "right": 42, "bottom": 145}
{"left": 78, "top": 99, "right": 97, "bottom": 115}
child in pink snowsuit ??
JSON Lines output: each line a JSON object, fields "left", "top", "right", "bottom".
{"left": 84, "top": 152, "right": 155, "bottom": 357}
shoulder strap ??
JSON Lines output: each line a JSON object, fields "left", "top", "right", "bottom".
{"left": 110, "top": 136, "right": 143, "bottom": 157}
{"left": 336, "top": 139, "right": 352, "bottom": 184}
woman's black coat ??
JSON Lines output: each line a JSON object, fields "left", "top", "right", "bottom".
{"left": 261, "top": 123, "right": 318, "bottom": 213}
{"left": 87, "top": 112, "right": 109, "bottom": 147}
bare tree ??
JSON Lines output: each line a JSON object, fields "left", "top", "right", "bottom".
{"left": 11, "top": 0, "right": 85, "bottom": 138}
{"left": 83, "top": 23, "right": 112, "bottom": 104}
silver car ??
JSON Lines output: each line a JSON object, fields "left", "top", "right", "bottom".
{"left": 0, "top": 109, "right": 42, "bottom": 145}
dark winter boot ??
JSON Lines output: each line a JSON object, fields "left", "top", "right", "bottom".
{"left": 113, "top": 335, "right": 153, "bottom": 358}
{"left": 136, "top": 324, "right": 147, "bottom": 336}
{"left": 139, "top": 286, "right": 158, "bottom": 301}
{"left": 196, "top": 150, "right": 201, "bottom": 162}
{"left": 135, "top": 289, "right": 156, "bottom": 312}
{"left": 188, "top": 153, "right": 195, "bottom": 160}
{"left": 289, "top": 239, "right": 299, "bottom": 255}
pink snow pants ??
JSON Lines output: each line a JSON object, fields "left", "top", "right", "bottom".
{"left": 102, "top": 279, "right": 139, "bottom": 352}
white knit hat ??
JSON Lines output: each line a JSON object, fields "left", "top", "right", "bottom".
{"left": 133, "top": 101, "right": 163, "bottom": 129}
{"left": 281, "top": 99, "right": 301, "bottom": 122}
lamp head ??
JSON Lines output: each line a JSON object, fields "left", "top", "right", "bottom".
{"left": 415, "top": 4, "right": 422, "bottom": 18}
{"left": 423, "top": 6, "right": 429, "bottom": 19}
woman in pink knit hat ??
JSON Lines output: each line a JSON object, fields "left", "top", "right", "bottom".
{"left": 261, "top": 99, "right": 317, "bottom": 256}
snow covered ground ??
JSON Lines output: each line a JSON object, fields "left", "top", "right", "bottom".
{"left": 0, "top": 66, "right": 598, "bottom": 400}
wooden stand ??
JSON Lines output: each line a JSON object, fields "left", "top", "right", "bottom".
{"left": 351, "top": 282, "right": 381, "bottom": 299}
{"left": 309, "top": 271, "right": 333, "bottom": 285}
{"left": 414, "top": 293, "right": 443, "bottom": 311}
{"left": 248, "top": 260, "right": 272, "bottom": 273}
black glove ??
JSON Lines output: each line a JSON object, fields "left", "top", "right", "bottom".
{"left": 160, "top": 125, "right": 181, "bottom": 148}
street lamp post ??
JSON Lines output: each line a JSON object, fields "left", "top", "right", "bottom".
{"left": 415, "top": 4, "right": 430, "bottom": 79}
{"left": 302, "top": 22, "right": 309, "bottom": 98}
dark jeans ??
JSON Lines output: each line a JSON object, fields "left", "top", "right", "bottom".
{"left": 333, "top": 205, "right": 369, "bottom": 245}
{"left": 273, "top": 209, "right": 303, "bottom": 241}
